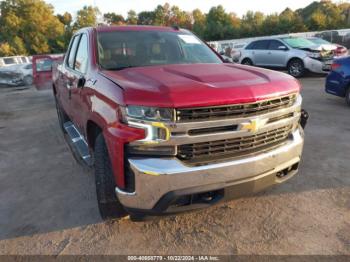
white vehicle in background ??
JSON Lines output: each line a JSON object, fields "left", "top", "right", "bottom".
{"left": 239, "top": 37, "right": 335, "bottom": 77}
{"left": 307, "top": 37, "right": 348, "bottom": 57}
{"left": 0, "top": 63, "right": 33, "bottom": 86}
{"left": 0, "top": 56, "right": 30, "bottom": 67}
{"left": 218, "top": 42, "right": 247, "bottom": 62}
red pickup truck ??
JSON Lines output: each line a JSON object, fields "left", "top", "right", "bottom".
{"left": 34, "top": 26, "right": 306, "bottom": 220}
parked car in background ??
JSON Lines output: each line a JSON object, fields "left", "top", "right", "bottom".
{"left": 32, "top": 54, "right": 64, "bottom": 90}
{"left": 0, "top": 56, "right": 30, "bottom": 67}
{"left": 219, "top": 42, "right": 247, "bottom": 62}
{"left": 0, "top": 63, "right": 33, "bottom": 86}
{"left": 325, "top": 56, "right": 350, "bottom": 106}
{"left": 315, "top": 31, "right": 343, "bottom": 46}
{"left": 307, "top": 37, "right": 348, "bottom": 57}
{"left": 239, "top": 37, "right": 334, "bottom": 77}
{"left": 0, "top": 70, "right": 23, "bottom": 86}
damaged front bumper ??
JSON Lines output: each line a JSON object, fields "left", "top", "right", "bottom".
{"left": 304, "top": 57, "right": 333, "bottom": 74}
{"left": 0, "top": 71, "right": 23, "bottom": 86}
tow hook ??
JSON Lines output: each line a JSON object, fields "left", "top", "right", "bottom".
{"left": 300, "top": 109, "right": 309, "bottom": 129}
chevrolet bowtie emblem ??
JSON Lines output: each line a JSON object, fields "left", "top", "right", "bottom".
{"left": 240, "top": 118, "right": 268, "bottom": 133}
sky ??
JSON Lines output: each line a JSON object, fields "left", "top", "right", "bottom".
{"left": 46, "top": 0, "right": 323, "bottom": 17}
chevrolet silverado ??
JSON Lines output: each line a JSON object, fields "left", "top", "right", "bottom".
{"left": 34, "top": 26, "right": 307, "bottom": 220}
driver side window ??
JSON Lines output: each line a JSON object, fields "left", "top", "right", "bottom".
{"left": 67, "top": 35, "right": 80, "bottom": 69}
{"left": 269, "top": 40, "right": 287, "bottom": 50}
{"left": 74, "top": 34, "right": 89, "bottom": 74}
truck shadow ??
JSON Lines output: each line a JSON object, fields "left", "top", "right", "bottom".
{"left": 0, "top": 85, "right": 349, "bottom": 241}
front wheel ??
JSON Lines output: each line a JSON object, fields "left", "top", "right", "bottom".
{"left": 287, "top": 59, "right": 305, "bottom": 78}
{"left": 94, "top": 133, "right": 127, "bottom": 220}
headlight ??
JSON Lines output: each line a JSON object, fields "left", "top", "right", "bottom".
{"left": 125, "top": 106, "right": 174, "bottom": 122}
{"left": 121, "top": 105, "right": 173, "bottom": 144}
{"left": 307, "top": 52, "right": 321, "bottom": 59}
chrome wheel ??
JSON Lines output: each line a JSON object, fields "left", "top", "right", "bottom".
{"left": 288, "top": 59, "right": 304, "bottom": 77}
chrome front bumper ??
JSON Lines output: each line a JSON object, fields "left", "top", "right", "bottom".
{"left": 116, "top": 127, "right": 304, "bottom": 211}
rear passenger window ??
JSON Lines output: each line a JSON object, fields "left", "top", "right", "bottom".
{"left": 252, "top": 40, "right": 269, "bottom": 50}
{"left": 74, "top": 34, "right": 89, "bottom": 74}
{"left": 245, "top": 42, "right": 255, "bottom": 50}
{"left": 67, "top": 35, "right": 80, "bottom": 69}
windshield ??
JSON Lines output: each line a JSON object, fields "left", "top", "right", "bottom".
{"left": 97, "top": 30, "right": 222, "bottom": 70}
{"left": 281, "top": 37, "right": 316, "bottom": 49}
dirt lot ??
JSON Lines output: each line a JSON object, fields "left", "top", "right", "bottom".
{"left": 0, "top": 77, "right": 349, "bottom": 255}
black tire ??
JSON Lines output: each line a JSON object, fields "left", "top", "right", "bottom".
{"left": 346, "top": 88, "right": 350, "bottom": 106}
{"left": 94, "top": 133, "right": 127, "bottom": 220}
{"left": 287, "top": 58, "right": 305, "bottom": 78}
{"left": 241, "top": 58, "right": 253, "bottom": 66}
{"left": 54, "top": 95, "right": 69, "bottom": 133}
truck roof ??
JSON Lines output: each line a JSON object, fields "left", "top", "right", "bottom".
{"left": 95, "top": 25, "right": 183, "bottom": 33}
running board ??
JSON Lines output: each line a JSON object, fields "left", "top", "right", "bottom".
{"left": 63, "top": 121, "right": 93, "bottom": 166}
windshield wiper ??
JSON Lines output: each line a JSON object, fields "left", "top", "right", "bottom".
{"left": 103, "top": 65, "right": 137, "bottom": 71}
{"left": 114, "top": 65, "right": 137, "bottom": 70}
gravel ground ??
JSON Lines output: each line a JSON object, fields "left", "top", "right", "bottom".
{"left": 0, "top": 77, "right": 349, "bottom": 255}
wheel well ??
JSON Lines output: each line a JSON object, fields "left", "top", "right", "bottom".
{"left": 241, "top": 57, "right": 252, "bottom": 63}
{"left": 86, "top": 121, "right": 102, "bottom": 150}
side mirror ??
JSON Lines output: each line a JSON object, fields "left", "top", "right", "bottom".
{"left": 77, "top": 76, "right": 86, "bottom": 88}
{"left": 223, "top": 58, "right": 233, "bottom": 63}
{"left": 219, "top": 51, "right": 225, "bottom": 55}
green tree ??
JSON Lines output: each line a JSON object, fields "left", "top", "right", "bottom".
{"left": 57, "top": 12, "right": 73, "bottom": 49}
{"left": 137, "top": 11, "right": 155, "bottom": 25}
{"left": 279, "top": 8, "right": 307, "bottom": 33}
{"left": 153, "top": 4, "right": 170, "bottom": 25}
{"left": 241, "top": 11, "right": 265, "bottom": 37}
{"left": 169, "top": 5, "right": 192, "bottom": 28}
{"left": 127, "top": 10, "right": 138, "bottom": 25}
{"left": 73, "top": 6, "right": 100, "bottom": 30}
{"left": 104, "top": 12, "right": 125, "bottom": 25}
{"left": 262, "top": 14, "right": 281, "bottom": 35}
{"left": 308, "top": 9, "right": 327, "bottom": 30}
{"left": 192, "top": 9, "right": 206, "bottom": 38}
{"left": 0, "top": 0, "right": 65, "bottom": 56}
{"left": 204, "top": 5, "right": 236, "bottom": 40}
{"left": 57, "top": 12, "right": 72, "bottom": 26}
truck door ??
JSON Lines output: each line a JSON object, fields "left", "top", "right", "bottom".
{"left": 61, "top": 33, "right": 90, "bottom": 133}
{"left": 67, "top": 33, "right": 90, "bottom": 133}
{"left": 59, "top": 34, "right": 82, "bottom": 123}
{"left": 32, "top": 55, "right": 54, "bottom": 90}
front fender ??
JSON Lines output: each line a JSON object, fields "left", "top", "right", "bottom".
{"left": 87, "top": 93, "right": 145, "bottom": 189}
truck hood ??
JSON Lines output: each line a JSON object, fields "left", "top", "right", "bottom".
{"left": 101, "top": 63, "right": 300, "bottom": 108}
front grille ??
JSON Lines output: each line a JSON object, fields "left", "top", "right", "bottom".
{"left": 177, "top": 125, "right": 293, "bottom": 164}
{"left": 176, "top": 94, "right": 297, "bottom": 122}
